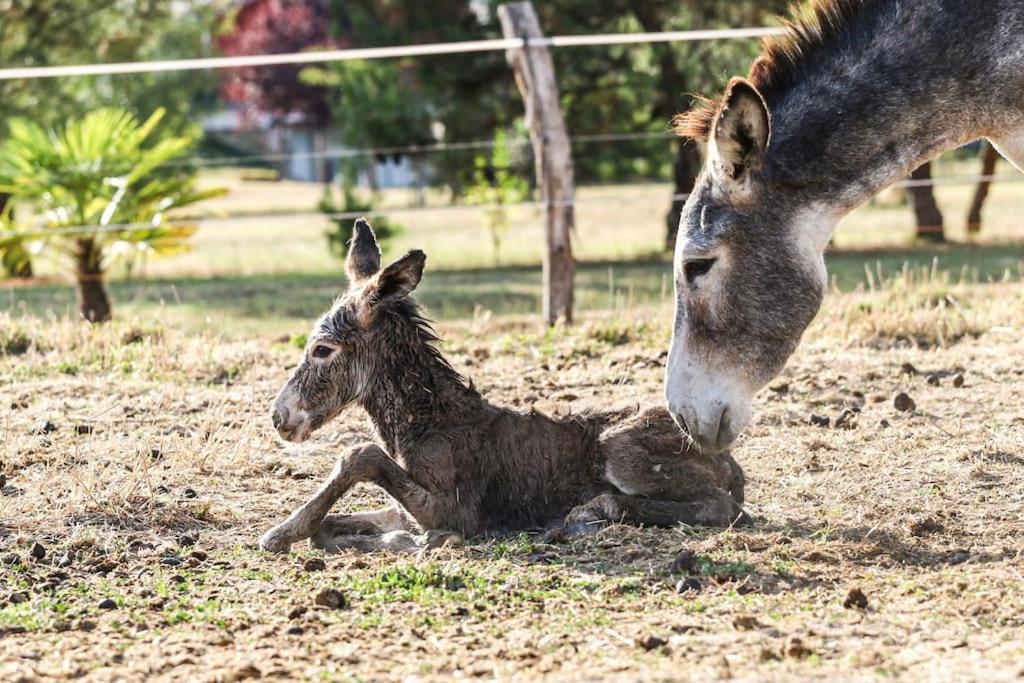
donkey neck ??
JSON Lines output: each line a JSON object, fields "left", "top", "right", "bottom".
{"left": 764, "top": 1, "right": 1010, "bottom": 221}
{"left": 358, "top": 309, "right": 481, "bottom": 451}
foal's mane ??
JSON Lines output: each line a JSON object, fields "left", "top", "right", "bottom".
{"left": 674, "top": 0, "right": 876, "bottom": 140}
{"left": 391, "top": 298, "right": 478, "bottom": 396}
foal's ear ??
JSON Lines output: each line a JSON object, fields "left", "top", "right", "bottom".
{"left": 346, "top": 218, "right": 382, "bottom": 283}
{"left": 369, "top": 250, "right": 426, "bottom": 304}
{"left": 709, "top": 77, "right": 770, "bottom": 201}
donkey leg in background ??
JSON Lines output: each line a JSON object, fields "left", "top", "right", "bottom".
{"left": 565, "top": 492, "right": 750, "bottom": 532}
{"left": 260, "top": 443, "right": 442, "bottom": 553}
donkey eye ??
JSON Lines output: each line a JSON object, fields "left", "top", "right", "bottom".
{"left": 311, "top": 345, "right": 334, "bottom": 359}
{"left": 684, "top": 258, "right": 717, "bottom": 284}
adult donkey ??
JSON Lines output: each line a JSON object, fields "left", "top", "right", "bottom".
{"left": 666, "top": 0, "right": 1024, "bottom": 453}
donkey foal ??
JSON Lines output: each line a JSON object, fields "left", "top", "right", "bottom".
{"left": 260, "top": 220, "right": 748, "bottom": 554}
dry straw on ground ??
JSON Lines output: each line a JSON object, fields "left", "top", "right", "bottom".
{"left": 1, "top": 280, "right": 1023, "bottom": 681}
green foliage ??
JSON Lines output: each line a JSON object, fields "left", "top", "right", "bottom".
{"left": 0, "top": 1, "right": 218, "bottom": 137}
{"left": 464, "top": 129, "right": 530, "bottom": 265}
{"left": 0, "top": 107, "right": 225, "bottom": 320}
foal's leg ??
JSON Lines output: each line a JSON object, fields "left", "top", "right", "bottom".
{"left": 566, "top": 491, "right": 750, "bottom": 532}
{"left": 259, "top": 443, "right": 442, "bottom": 553}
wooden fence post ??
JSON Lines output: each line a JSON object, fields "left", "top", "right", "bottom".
{"left": 498, "top": 1, "right": 575, "bottom": 325}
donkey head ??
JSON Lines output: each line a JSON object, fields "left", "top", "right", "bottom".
{"left": 272, "top": 219, "right": 425, "bottom": 443}
{"left": 666, "top": 78, "right": 832, "bottom": 453}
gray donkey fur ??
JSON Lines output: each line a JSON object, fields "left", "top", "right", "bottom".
{"left": 665, "top": 0, "right": 1024, "bottom": 454}
{"left": 260, "top": 220, "right": 748, "bottom": 554}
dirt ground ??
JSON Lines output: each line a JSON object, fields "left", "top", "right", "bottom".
{"left": 1, "top": 281, "right": 1023, "bottom": 682}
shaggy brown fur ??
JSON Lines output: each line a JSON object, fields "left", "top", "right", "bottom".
{"left": 673, "top": 0, "right": 875, "bottom": 140}
{"left": 259, "top": 220, "right": 748, "bottom": 554}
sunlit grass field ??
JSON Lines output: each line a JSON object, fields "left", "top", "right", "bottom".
{"left": 3, "top": 154, "right": 1023, "bottom": 334}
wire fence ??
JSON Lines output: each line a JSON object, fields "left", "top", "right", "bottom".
{"left": 0, "top": 25, "right": 1020, "bottom": 242}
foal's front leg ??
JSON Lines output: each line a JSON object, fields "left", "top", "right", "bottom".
{"left": 259, "top": 443, "right": 442, "bottom": 553}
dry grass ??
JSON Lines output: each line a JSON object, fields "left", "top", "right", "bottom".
{"left": 1, "top": 279, "right": 1023, "bottom": 681}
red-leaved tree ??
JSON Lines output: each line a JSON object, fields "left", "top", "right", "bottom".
{"left": 218, "top": 0, "right": 343, "bottom": 127}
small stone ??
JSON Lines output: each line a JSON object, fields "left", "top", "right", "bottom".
{"left": 177, "top": 534, "right": 197, "bottom": 547}
{"left": 759, "top": 647, "right": 781, "bottom": 662}
{"left": 30, "top": 420, "right": 57, "bottom": 435}
{"left": 843, "top": 587, "right": 869, "bottom": 610}
{"left": 834, "top": 409, "right": 857, "bottom": 430}
{"left": 314, "top": 588, "right": 347, "bottom": 610}
{"left": 30, "top": 542, "right": 46, "bottom": 561}
{"left": 953, "top": 373, "right": 965, "bottom": 388}
{"left": 878, "top": 419, "right": 891, "bottom": 429}
{"left": 287, "top": 605, "right": 307, "bottom": 620}
{"left": 75, "top": 425, "right": 94, "bottom": 435}
{"left": 98, "top": 598, "right": 117, "bottom": 610}
{"left": 784, "top": 636, "right": 812, "bottom": 659}
{"left": 182, "top": 487, "right": 198, "bottom": 499}
{"left": 160, "top": 556, "right": 181, "bottom": 567}
{"left": 909, "top": 517, "right": 944, "bottom": 537}
{"left": 674, "top": 576, "right": 699, "bottom": 594}
{"left": 8, "top": 591, "right": 29, "bottom": 604}
{"left": 3, "top": 553, "right": 20, "bottom": 565}
{"left": 893, "top": 392, "right": 916, "bottom": 412}
{"left": 169, "top": 575, "right": 186, "bottom": 584}
{"left": 150, "top": 449, "right": 163, "bottom": 461}
{"left": 926, "top": 374, "right": 941, "bottom": 386}
{"left": 303, "top": 557, "right": 326, "bottom": 572}
{"left": 732, "top": 614, "right": 760, "bottom": 631}
{"left": 637, "top": 634, "right": 667, "bottom": 651}
{"left": 75, "top": 619, "right": 97, "bottom": 632}
{"left": 809, "top": 413, "right": 830, "bottom": 428}
{"left": 189, "top": 550, "right": 208, "bottom": 562}
{"left": 285, "top": 625, "right": 304, "bottom": 635}
{"left": 900, "top": 362, "right": 918, "bottom": 375}
{"left": 670, "top": 549, "right": 697, "bottom": 574}
{"left": 947, "top": 550, "right": 971, "bottom": 565}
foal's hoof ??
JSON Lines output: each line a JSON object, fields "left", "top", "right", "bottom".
{"left": 731, "top": 508, "right": 755, "bottom": 528}
{"left": 421, "top": 529, "right": 464, "bottom": 550}
{"left": 561, "top": 521, "right": 606, "bottom": 538}
{"left": 258, "top": 530, "right": 293, "bottom": 554}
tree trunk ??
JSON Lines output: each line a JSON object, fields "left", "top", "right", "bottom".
{"left": 908, "top": 162, "right": 944, "bottom": 242}
{"left": 966, "top": 141, "right": 999, "bottom": 235}
{"left": 628, "top": 0, "right": 702, "bottom": 252}
{"left": 499, "top": 1, "right": 575, "bottom": 325}
{"left": 665, "top": 139, "right": 702, "bottom": 250}
{"left": 0, "top": 193, "right": 33, "bottom": 279}
{"left": 74, "top": 238, "right": 112, "bottom": 323}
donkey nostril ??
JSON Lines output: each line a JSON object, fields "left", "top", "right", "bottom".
{"left": 272, "top": 407, "right": 289, "bottom": 430}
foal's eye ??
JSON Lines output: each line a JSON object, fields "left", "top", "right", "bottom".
{"left": 311, "top": 345, "right": 334, "bottom": 359}
{"left": 684, "top": 258, "right": 717, "bottom": 285}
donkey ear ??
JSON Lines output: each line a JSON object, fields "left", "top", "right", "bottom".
{"left": 709, "top": 78, "right": 770, "bottom": 199}
{"left": 370, "top": 250, "right": 426, "bottom": 304}
{"left": 346, "top": 218, "right": 382, "bottom": 283}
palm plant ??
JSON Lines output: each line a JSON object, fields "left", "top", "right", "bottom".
{"left": 0, "top": 108, "right": 225, "bottom": 322}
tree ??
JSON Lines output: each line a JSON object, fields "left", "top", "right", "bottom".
{"left": 0, "top": 0, "right": 220, "bottom": 277}
{"left": 0, "top": 108, "right": 225, "bottom": 322}
{"left": 218, "top": 0, "right": 340, "bottom": 180}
